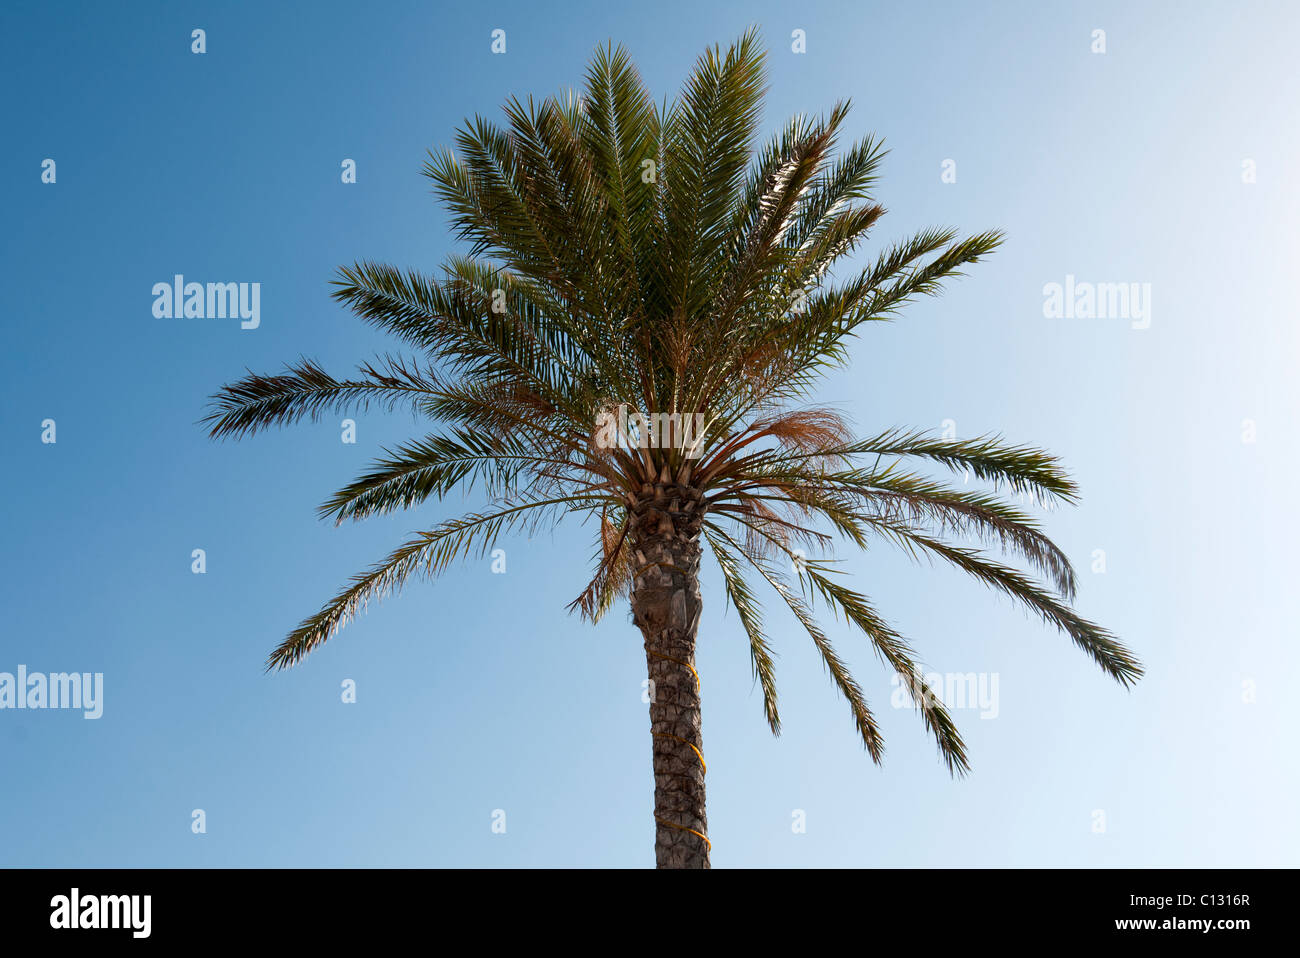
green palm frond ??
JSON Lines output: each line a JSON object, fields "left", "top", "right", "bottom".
{"left": 268, "top": 494, "right": 598, "bottom": 671}
{"left": 798, "top": 561, "right": 969, "bottom": 775}
{"left": 703, "top": 526, "right": 780, "bottom": 735}
{"left": 202, "top": 355, "right": 450, "bottom": 440}
{"left": 853, "top": 520, "right": 1142, "bottom": 686}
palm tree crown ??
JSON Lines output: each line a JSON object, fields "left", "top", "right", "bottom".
{"left": 205, "top": 28, "right": 1141, "bottom": 864}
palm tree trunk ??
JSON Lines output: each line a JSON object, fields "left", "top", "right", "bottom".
{"left": 629, "top": 482, "right": 709, "bottom": 869}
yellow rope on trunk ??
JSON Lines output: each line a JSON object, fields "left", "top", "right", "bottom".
{"left": 654, "top": 817, "right": 712, "bottom": 852}
{"left": 645, "top": 647, "right": 710, "bottom": 852}
{"left": 652, "top": 732, "right": 707, "bottom": 774}
{"left": 645, "top": 648, "right": 701, "bottom": 689}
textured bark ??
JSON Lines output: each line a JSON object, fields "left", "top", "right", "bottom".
{"left": 629, "top": 480, "right": 709, "bottom": 869}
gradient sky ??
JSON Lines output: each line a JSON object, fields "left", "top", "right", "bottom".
{"left": 3, "top": 0, "right": 1297, "bottom": 867}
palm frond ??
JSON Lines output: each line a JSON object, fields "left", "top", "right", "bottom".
{"left": 203, "top": 355, "right": 449, "bottom": 440}
{"left": 269, "top": 494, "right": 591, "bottom": 670}
{"left": 703, "top": 526, "right": 780, "bottom": 734}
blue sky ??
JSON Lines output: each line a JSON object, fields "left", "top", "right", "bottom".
{"left": 2, "top": 0, "right": 1297, "bottom": 867}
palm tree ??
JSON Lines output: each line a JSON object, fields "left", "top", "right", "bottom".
{"left": 204, "top": 29, "right": 1141, "bottom": 869}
